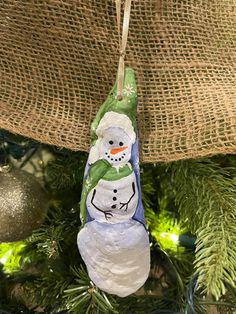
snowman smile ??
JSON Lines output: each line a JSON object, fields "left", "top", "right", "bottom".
{"left": 105, "top": 151, "right": 126, "bottom": 162}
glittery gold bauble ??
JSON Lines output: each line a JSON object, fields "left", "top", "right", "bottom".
{"left": 0, "top": 168, "right": 48, "bottom": 243}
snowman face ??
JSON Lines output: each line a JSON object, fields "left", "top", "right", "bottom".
{"left": 99, "top": 127, "right": 132, "bottom": 165}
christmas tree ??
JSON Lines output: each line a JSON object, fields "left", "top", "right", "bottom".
{"left": 1, "top": 129, "right": 236, "bottom": 314}
{"left": 0, "top": 1, "right": 235, "bottom": 313}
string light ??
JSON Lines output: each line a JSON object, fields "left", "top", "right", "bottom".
{"left": 160, "top": 232, "right": 179, "bottom": 244}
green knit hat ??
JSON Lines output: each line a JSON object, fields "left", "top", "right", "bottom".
{"left": 91, "top": 68, "right": 138, "bottom": 145}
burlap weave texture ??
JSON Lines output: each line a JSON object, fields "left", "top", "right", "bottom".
{"left": 0, "top": 0, "right": 235, "bottom": 162}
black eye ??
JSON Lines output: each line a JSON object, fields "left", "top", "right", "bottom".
{"left": 109, "top": 140, "right": 114, "bottom": 145}
{"left": 119, "top": 142, "right": 123, "bottom": 146}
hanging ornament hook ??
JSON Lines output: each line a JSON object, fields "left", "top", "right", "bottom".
{"left": 116, "top": 0, "right": 132, "bottom": 100}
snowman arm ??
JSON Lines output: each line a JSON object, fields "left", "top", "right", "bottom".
{"left": 91, "top": 189, "right": 113, "bottom": 220}
{"left": 91, "top": 189, "right": 102, "bottom": 211}
{"left": 80, "top": 159, "right": 112, "bottom": 225}
{"left": 120, "top": 182, "right": 136, "bottom": 211}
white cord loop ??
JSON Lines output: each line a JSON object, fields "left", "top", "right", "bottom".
{"left": 115, "top": 0, "right": 132, "bottom": 100}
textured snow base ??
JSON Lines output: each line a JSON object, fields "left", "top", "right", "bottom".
{"left": 77, "top": 219, "right": 150, "bottom": 297}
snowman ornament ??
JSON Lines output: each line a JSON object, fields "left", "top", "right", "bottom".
{"left": 77, "top": 68, "right": 150, "bottom": 297}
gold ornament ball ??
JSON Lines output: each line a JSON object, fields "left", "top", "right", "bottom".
{"left": 0, "top": 168, "right": 48, "bottom": 243}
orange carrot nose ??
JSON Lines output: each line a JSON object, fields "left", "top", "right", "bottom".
{"left": 110, "top": 146, "right": 128, "bottom": 155}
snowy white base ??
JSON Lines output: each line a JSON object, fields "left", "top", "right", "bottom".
{"left": 77, "top": 219, "right": 150, "bottom": 297}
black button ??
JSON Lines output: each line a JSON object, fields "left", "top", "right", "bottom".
{"left": 113, "top": 197, "right": 117, "bottom": 201}
{"left": 111, "top": 204, "right": 116, "bottom": 209}
{"left": 113, "top": 189, "right": 117, "bottom": 193}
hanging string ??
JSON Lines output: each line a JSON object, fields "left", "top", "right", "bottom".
{"left": 115, "top": 0, "right": 121, "bottom": 47}
{"left": 115, "top": 0, "right": 132, "bottom": 100}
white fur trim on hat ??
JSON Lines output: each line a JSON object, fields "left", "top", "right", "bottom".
{"left": 88, "top": 139, "right": 101, "bottom": 164}
{"left": 96, "top": 112, "right": 136, "bottom": 143}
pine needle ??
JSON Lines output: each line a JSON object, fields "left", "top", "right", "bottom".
{"left": 171, "top": 159, "right": 236, "bottom": 300}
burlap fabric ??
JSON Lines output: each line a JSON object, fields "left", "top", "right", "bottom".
{"left": 0, "top": 1, "right": 235, "bottom": 162}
